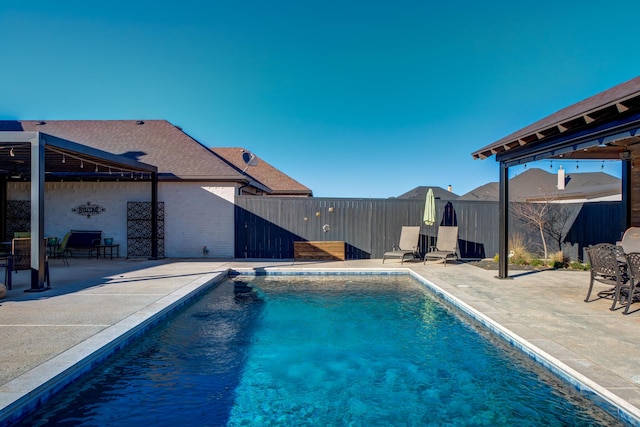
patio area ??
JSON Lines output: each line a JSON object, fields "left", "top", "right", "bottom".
{"left": 0, "top": 257, "right": 639, "bottom": 424}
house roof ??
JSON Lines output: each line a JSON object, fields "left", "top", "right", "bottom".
{"left": 457, "top": 168, "right": 621, "bottom": 202}
{"left": 395, "top": 186, "right": 459, "bottom": 200}
{"left": 0, "top": 120, "right": 247, "bottom": 181}
{"left": 211, "top": 148, "right": 312, "bottom": 196}
{"left": 456, "top": 182, "right": 500, "bottom": 202}
{"left": 472, "top": 76, "right": 640, "bottom": 161}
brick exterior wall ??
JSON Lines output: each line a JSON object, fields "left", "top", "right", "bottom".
{"left": 7, "top": 181, "right": 238, "bottom": 258}
{"left": 159, "top": 182, "right": 236, "bottom": 258}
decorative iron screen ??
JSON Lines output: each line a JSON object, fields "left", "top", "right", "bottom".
{"left": 6, "top": 200, "right": 30, "bottom": 241}
{"left": 127, "top": 202, "right": 165, "bottom": 258}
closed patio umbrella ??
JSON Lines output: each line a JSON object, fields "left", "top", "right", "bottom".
{"left": 423, "top": 188, "right": 436, "bottom": 226}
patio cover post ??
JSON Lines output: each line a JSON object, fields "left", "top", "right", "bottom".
{"left": 498, "top": 162, "right": 509, "bottom": 279}
{"left": 150, "top": 171, "right": 158, "bottom": 259}
{"left": 0, "top": 176, "right": 6, "bottom": 241}
{"left": 622, "top": 159, "right": 631, "bottom": 230}
{"left": 28, "top": 133, "right": 48, "bottom": 291}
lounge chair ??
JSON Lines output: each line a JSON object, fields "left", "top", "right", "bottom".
{"left": 382, "top": 226, "right": 420, "bottom": 264}
{"left": 584, "top": 243, "right": 627, "bottom": 309}
{"left": 424, "top": 226, "right": 458, "bottom": 266}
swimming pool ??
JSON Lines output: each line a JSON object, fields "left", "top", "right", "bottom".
{"left": 18, "top": 274, "right": 621, "bottom": 426}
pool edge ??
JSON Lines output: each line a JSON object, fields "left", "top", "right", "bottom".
{"left": 4, "top": 266, "right": 638, "bottom": 426}
{"left": 0, "top": 269, "right": 229, "bottom": 426}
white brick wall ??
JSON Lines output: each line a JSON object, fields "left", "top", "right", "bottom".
{"left": 8, "top": 181, "right": 237, "bottom": 258}
{"left": 159, "top": 182, "right": 236, "bottom": 258}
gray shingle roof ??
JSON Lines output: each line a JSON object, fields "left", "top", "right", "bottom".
{"left": 212, "top": 148, "right": 312, "bottom": 196}
{"left": 0, "top": 120, "right": 246, "bottom": 181}
{"left": 457, "top": 168, "right": 621, "bottom": 202}
{"left": 456, "top": 183, "right": 499, "bottom": 201}
{"left": 396, "top": 186, "right": 459, "bottom": 200}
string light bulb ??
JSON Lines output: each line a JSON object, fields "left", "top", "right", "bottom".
{"left": 62, "top": 154, "right": 66, "bottom": 164}
{"left": 9, "top": 148, "right": 14, "bottom": 157}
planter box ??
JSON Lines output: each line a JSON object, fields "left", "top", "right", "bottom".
{"left": 294, "top": 241, "right": 345, "bottom": 261}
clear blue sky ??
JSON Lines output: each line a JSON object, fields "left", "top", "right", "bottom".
{"left": 1, "top": 1, "right": 637, "bottom": 197}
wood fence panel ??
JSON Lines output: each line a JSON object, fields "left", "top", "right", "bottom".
{"left": 235, "top": 197, "right": 623, "bottom": 261}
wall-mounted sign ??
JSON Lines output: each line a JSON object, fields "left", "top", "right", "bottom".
{"left": 72, "top": 201, "right": 106, "bottom": 218}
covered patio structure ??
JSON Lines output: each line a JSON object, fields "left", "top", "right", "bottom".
{"left": 0, "top": 131, "right": 158, "bottom": 291}
{"left": 472, "top": 76, "right": 640, "bottom": 278}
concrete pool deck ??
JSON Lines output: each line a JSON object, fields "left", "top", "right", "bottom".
{"left": 0, "top": 257, "right": 639, "bottom": 424}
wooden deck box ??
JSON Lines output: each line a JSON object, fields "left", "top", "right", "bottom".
{"left": 294, "top": 241, "right": 345, "bottom": 261}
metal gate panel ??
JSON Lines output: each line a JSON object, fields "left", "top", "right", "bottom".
{"left": 127, "top": 201, "right": 165, "bottom": 258}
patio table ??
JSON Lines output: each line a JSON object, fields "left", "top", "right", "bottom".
{"left": 95, "top": 244, "right": 120, "bottom": 260}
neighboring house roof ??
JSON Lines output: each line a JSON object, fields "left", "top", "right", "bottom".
{"left": 457, "top": 182, "right": 499, "bottom": 202}
{"left": 457, "top": 168, "right": 621, "bottom": 202}
{"left": 396, "top": 186, "right": 459, "bottom": 200}
{"left": 212, "top": 148, "right": 312, "bottom": 196}
{"left": 472, "top": 76, "right": 640, "bottom": 161}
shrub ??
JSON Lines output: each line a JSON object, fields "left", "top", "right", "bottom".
{"left": 530, "top": 258, "right": 545, "bottom": 267}
{"left": 549, "top": 251, "right": 569, "bottom": 268}
{"left": 508, "top": 234, "right": 531, "bottom": 265}
{"left": 570, "top": 261, "right": 589, "bottom": 271}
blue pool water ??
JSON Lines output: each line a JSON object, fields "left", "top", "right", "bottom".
{"left": 20, "top": 275, "right": 620, "bottom": 426}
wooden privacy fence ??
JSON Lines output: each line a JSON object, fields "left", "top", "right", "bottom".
{"left": 234, "top": 196, "right": 624, "bottom": 261}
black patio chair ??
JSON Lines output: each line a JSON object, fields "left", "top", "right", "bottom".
{"left": 11, "top": 237, "right": 31, "bottom": 272}
{"left": 584, "top": 243, "right": 628, "bottom": 310}
{"left": 10, "top": 237, "right": 51, "bottom": 288}
{"left": 618, "top": 252, "right": 640, "bottom": 315}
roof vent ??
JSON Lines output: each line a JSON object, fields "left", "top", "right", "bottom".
{"left": 37, "top": 121, "right": 46, "bottom": 125}
{"left": 136, "top": 120, "right": 145, "bottom": 125}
